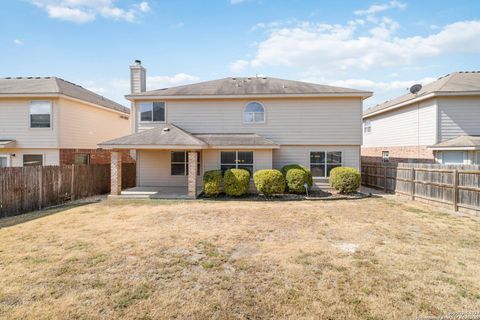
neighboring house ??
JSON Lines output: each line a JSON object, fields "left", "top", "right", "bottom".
{"left": 0, "top": 77, "right": 132, "bottom": 167}
{"left": 362, "top": 71, "right": 480, "bottom": 165}
{"left": 99, "top": 60, "right": 372, "bottom": 197}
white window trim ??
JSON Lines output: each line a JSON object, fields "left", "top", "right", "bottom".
{"left": 170, "top": 151, "right": 201, "bottom": 177}
{"left": 219, "top": 150, "right": 255, "bottom": 174}
{"left": 138, "top": 101, "right": 167, "bottom": 124}
{"left": 22, "top": 154, "right": 44, "bottom": 167}
{"left": 440, "top": 151, "right": 466, "bottom": 165}
{"left": 243, "top": 101, "right": 266, "bottom": 124}
{"left": 0, "top": 154, "right": 11, "bottom": 167}
{"left": 309, "top": 151, "right": 343, "bottom": 178}
{"left": 29, "top": 100, "right": 52, "bottom": 130}
{"left": 363, "top": 120, "right": 371, "bottom": 134}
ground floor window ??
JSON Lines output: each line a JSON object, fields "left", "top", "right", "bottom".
{"left": 382, "top": 151, "right": 390, "bottom": 163}
{"left": 23, "top": 154, "right": 43, "bottom": 166}
{"left": 0, "top": 155, "right": 10, "bottom": 168}
{"left": 220, "top": 151, "right": 254, "bottom": 174}
{"left": 310, "top": 151, "right": 342, "bottom": 177}
{"left": 441, "top": 151, "right": 465, "bottom": 165}
{"left": 74, "top": 153, "right": 90, "bottom": 165}
{"left": 171, "top": 151, "right": 201, "bottom": 176}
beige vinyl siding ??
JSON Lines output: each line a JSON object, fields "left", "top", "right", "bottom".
{"left": 437, "top": 96, "right": 480, "bottom": 142}
{"left": 58, "top": 97, "right": 130, "bottom": 149}
{"left": 134, "top": 98, "right": 362, "bottom": 145}
{"left": 1, "top": 148, "right": 59, "bottom": 167}
{"left": 136, "top": 149, "right": 272, "bottom": 187}
{"left": 0, "top": 98, "right": 59, "bottom": 148}
{"left": 272, "top": 145, "right": 360, "bottom": 172}
{"left": 363, "top": 99, "right": 437, "bottom": 147}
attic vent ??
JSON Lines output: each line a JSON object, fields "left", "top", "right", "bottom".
{"left": 163, "top": 127, "right": 170, "bottom": 132}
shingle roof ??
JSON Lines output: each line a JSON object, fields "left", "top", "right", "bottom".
{"left": 429, "top": 135, "right": 480, "bottom": 149}
{"left": 99, "top": 124, "right": 280, "bottom": 149}
{"left": 0, "top": 77, "right": 129, "bottom": 114}
{"left": 99, "top": 123, "right": 207, "bottom": 147}
{"left": 127, "top": 77, "right": 372, "bottom": 98}
{"left": 364, "top": 71, "right": 480, "bottom": 117}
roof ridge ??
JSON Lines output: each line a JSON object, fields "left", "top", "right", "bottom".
{"left": 435, "top": 73, "right": 456, "bottom": 92}
{"left": 168, "top": 123, "right": 208, "bottom": 145}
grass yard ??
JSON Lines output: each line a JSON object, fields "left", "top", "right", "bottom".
{"left": 1, "top": 196, "right": 480, "bottom": 319}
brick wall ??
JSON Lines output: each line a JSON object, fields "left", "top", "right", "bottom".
{"left": 361, "top": 146, "right": 436, "bottom": 164}
{"left": 59, "top": 149, "right": 135, "bottom": 165}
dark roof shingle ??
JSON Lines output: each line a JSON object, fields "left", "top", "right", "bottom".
{"left": 127, "top": 77, "right": 371, "bottom": 98}
{"left": 0, "top": 77, "right": 129, "bottom": 114}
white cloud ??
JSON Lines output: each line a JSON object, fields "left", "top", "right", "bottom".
{"left": 230, "top": 60, "right": 249, "bottom": 73}
{"left": 230, "top": 0, "right": 246, "bottom": 4}
{"left": 14, "top": 39, "right": 24, "bottom": 45}
{"left": 146, "top": 73, "right": 200, "bottom": 90}
{"left": 301, "top": 76, "right": 437, "bottom": 108}
{"left": 249, "top": 20, "right": 480, "bottom": 73}
{"left": 354, "top": 1, "right": 407, "bottom": 16}
{"left": 30, "top": 0, "right": 151, "bottom": 23}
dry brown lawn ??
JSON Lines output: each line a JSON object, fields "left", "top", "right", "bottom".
{"left": 1, "top": 196, "right": 480, "bottom": 319}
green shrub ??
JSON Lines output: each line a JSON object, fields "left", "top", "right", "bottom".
{"left": 203, "top": 170, "right": 222, "bottom": 197}
{"left": 285, "top": 168, "right": 311, "bottom": 193}
{"left": 281, "top": 164, "right": 313, "bottom": 192}
{"left": 224, "top": 169, "right": 250, "bottom": 196}
{"left": 329, "top": 167, "right": 361, "bottom": 194}
{"left": 253, "top": 169, "right": 285, "bottom": 196}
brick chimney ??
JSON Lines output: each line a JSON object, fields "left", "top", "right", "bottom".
{"left": 130, "top": 59, "right": 146, "bottom": 94}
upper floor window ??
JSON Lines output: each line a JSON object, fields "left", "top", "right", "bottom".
{"left": 30, "top": 101, "right": 51, "bottom": 128}
{"left": 363, "top": 119, "right": 371, "bottom": 134}
{"left": 244, "top": 102, "right": 265, "bottom": 123}
{"left": 139, "top": 102, "right": 165, "bottom": 122}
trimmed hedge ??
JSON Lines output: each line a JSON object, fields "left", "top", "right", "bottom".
{"left": 224, "top": 168, "right": 250, "bottom": 196}
{"left": 253, "top": 169, "right": 285, "bottom": 196}
{"left": 329, "top": 167, "right": 361, "bottom": 194}
{"left": 203, "top": 170, "right": 222, "bottom": 197}
{"left": 281, "top": 164, "right": 313, "bottom": 193}
{"left": 285, "top": 168, "right": 310, "bottom": 193}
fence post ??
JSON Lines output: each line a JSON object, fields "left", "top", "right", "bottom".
{"left": 383, "top": 166, "right": 388, "bottom": 192}
{"left": 411, "top": 168, "right": 415, "bottom": 200}
{"left": 70, "top": 165, "right": 75, "bottom": 201}
{"left": 453, "top": 169, "right": 458, "bottom": 212}
{"left": 38, "top": 166, "right": 43, "bottom": 210}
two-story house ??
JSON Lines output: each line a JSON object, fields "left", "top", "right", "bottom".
{"left": 100, "top": 61, "right": 372, "bottom": 198}
{"left": 0, "top": 77, "right": 132, "bottom": 167}
{"left": 362, "top": 71, "right": 480, "bottom": 165}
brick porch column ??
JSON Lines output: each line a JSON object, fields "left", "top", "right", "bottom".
{"left": 111, "top": 151, "right": 122, "bottom": 195}
{"left": 187, "top": 151, "right": 198, "bottom": 199}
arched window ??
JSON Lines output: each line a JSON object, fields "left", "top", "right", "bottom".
{"left": 244, "top": 102, "right": 265, "bottom": 123}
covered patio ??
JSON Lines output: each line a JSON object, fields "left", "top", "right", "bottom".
{"left": 98, "top": 123, "right": 279, "bottom": 199}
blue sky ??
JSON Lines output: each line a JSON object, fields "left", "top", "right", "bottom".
{"left": 1, "top": 0, "right": 479, "bottom": 108}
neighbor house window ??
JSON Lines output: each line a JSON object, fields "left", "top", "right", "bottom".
{"left": 363, "top": 120, "right": 371, "bottom": 134}
{"left": 0, "top": 155, "right": 10, "bottom": 168}
{"left": 244, "top": 102, "right": 265, "bottom": 123}
{"left": 310, "top": 151, "right": 342, "bottom": 177}
{"left": 74, "top": 154, "right": 90, "bottom": 165}
{"left": 220, "top": 151, "right": 254, "bottom": 174}
{"left": 382, "top": 151, "right": 390, "bottom": 163}
{"left": 30, "top": 101, "right": 52, "bottom": 128}
{"left": 171, "top": 151, "right": 200, "bottom": 176}
{"left": 23, "top": 154, "right": 43, "bottom": 166}
{"left": 139, "top": 102, "right": 165, "bottom": 122}
{"left": 441, "top": 151, "right": 465, "bottom": 165}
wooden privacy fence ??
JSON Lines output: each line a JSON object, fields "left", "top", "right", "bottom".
{"left": 362, "top": 162, "right": 480, "bottom": 213}
{"left": 0, "top": 163, "right": 136, "bottom": 218}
